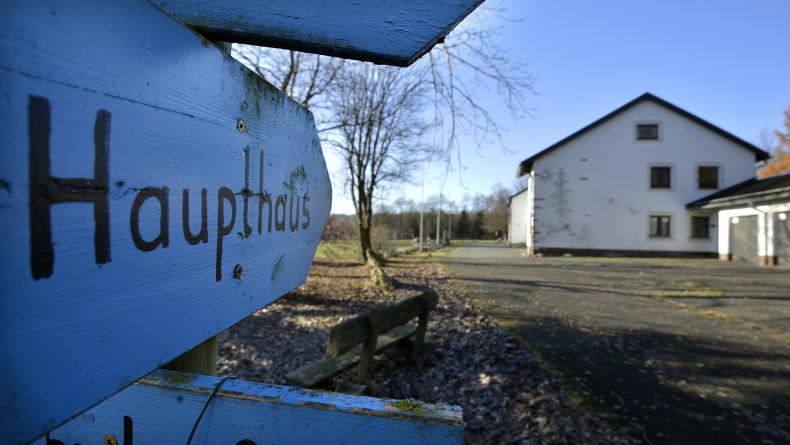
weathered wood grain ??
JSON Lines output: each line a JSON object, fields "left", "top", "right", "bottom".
{"left": 0, "top": 1, "right": 331, "bottom": 443}
{"left": 327, "top": 290, "right": 439, "bottom": 357}
{"left": 37, "top": 370, "right": 463, "bottom": 445}
{"left": 152, "top": 0, "right": 484, "bottom": 66}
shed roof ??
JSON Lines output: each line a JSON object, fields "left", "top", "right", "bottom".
{"left": 516, "top": 93, "right": 769, "bottom": 177}
{"left": 154, "top": 0, "right": 484, "bottom": 66}
{"left": 509, "top": 187, "right": 529, "bottom": 201}
{"left": 686, "top": 173, "right": 790, "bottom": 209}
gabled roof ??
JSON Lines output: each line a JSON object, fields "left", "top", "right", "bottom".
{"left": 686, "top": 173, "right": 790, "bottom": 209}
{"left": 516, "top": 93, "right": 770, "bottom": 177}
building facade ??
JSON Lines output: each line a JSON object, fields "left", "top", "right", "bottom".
{"left": 510, "top": 93, "right": 769, "bottom": 256}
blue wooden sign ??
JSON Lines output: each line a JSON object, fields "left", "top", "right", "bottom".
{"left": 35, "top": 370, "right": 463, "bottom": 445}
{"left": 0, "top": 1, "right": 331, "bottom": 443}
{"left": 153, "top": 0, "right": 485, "bottom": 66}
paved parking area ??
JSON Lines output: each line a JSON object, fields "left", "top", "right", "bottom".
{"left": 443, "top": 244, "right": 790, "bottom": 444}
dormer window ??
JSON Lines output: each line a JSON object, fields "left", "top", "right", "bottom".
{"left": 636, "top": 123, "right": 659, "bottom": 140}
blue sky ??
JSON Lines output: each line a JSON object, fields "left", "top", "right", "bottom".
{"left": 329, "top": 0, "right": 790, "bottom": 214}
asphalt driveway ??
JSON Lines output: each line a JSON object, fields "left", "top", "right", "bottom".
{"left": 442, "top": 243, "right": 790, "bottom": 444}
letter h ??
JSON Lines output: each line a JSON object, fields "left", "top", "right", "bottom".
{"left": 28, "top": 96, "right": 111, "bottom": 279}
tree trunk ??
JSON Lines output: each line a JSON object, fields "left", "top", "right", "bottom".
{"left": 357, "top": 214, "right": 384, "bottom": 266}
{"left": 356, "top": 213, "right": 370, "bottom": 263}
{"left": 355, "top": 191, "right": 384, "bottom": 266}
{"left": 368, "top": 256, "right": 393, "bottom": 290}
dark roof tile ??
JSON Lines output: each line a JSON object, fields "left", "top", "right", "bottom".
{"left": 686, "top": 173, "right": 790, "bottom": 209}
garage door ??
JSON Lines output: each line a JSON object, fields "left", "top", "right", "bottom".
{"left": 778, "top": 213, "right": 790, "bottom": 266}
{"left": 730, "top": 215, "right": 758, "bottom": 263}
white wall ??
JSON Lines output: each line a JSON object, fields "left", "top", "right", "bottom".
{"left": 509, "top": 189, "right": 530, "bottom": 245}
{"left": 528, "top": 100, "right": 757, "bottom": 253}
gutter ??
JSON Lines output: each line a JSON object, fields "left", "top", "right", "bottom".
{"left": 687, "top": 187, "right": 790, "bottom": 210}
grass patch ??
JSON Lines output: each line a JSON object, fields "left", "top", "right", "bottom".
{"left": 383, "top": 239, "right": 413, "bottom": 249}
{"left": 493, "top": 317, "right": 599, "bottom": 414}
{"left": 402, "top": 244, "right": 457, "bottom": 260}
{"left": 566, "top": 387, "right": 601, "bottom": 415}
{"left": 495, "top": 319, "right": 545, "bottom": 360}
{"left": 315, "top": 239, "right": 427, "bottom": 262}
{"left": 650, "top": 288, "right": 724, "bottom": 298}
{"left": 314, "top": 240, "right": 361, "bottom": 262}
{"left": 452, "top": 239, "right": 505, "bottom": 244}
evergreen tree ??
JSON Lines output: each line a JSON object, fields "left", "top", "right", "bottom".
{"left": 472, "top": 211, "right": 485, "bottom": 239}
{"left": 456, "top": 209, "right": 471, "bottom": 239}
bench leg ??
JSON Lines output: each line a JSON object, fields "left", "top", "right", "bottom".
{"left": 358, "top": 328, "right": 378, "bottom": 384}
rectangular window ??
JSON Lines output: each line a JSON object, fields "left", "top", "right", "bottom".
{"left": 650, "top": 166, "right": 671, "bottom": 189}
{"left": 698, "top": 166, "right": 719, "bottom": 189}
{"left": 637, "top": 124, "right": 659, "bottom": 140}
{"left": 691, "top": 216, "right": 710, "bottom": 239}
{"left": 649, "top": 215, "right": 671, "bottom": 237}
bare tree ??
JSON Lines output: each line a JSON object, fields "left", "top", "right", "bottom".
{"left": 232, "top": 46, "right": 344, "bottom": 113}
{"left": 482, "top": 184, "right": 511, "bottom": 239}
{"left": 327, "top": 64, "right": 433, "bottom": 264}
{"left": 232, "top": 2, "right": 535, "bottom": 264}
{"left": 424, "top": 4, "right": 536, "bottom": 163}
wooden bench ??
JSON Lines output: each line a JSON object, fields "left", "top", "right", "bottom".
{"left": 285, "top": 289, "right": 438, "bottom": 390}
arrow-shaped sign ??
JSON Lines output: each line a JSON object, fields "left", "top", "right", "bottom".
{"left": 0, "top": 1, "right": 331, "bottom": 443}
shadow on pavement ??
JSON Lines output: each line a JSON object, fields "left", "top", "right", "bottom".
{"left": 500, "top": 315, "right": 790, "bottom": 445}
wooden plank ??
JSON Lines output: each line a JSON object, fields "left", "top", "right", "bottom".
{"left": 162, "top": 337, "right": 218, "bottom": 376}
{"left": 327, "top": 290, "right": 438, "bottom": 357}
{"left": 373, "top": 290, "right": 439, "bottom": 334}
{"left": 326, "top": 312, "right": 372, "bottom": 358}
{"left": 152, "top": 0, "right": 484, "bottom": 66}
{"left": 286, "top": 324, "right": 417, "bottom": 388}
{"left": 0, "top": 2, "right": 331, "bottom": 443}
{"left": 37, "top": 370, "right": 463, "bottom": 445}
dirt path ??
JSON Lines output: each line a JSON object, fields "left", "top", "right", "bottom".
{"left": 442, "top": 244, "right": 790, "bottom": 444}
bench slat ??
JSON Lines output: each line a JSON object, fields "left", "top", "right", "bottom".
{"left": 326, "top": 290, "right": 438, "bottom": 358}
{"left": 286, "top": 324, "right": 417, "bottom": 388}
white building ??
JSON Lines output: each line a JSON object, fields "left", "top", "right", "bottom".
{"left": 509, "top": 93, "right": 769, "bottom": 258}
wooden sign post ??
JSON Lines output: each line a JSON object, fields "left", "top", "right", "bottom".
{"left": 0, "top": 1, "right": 477, "bottom": 443}
{"left": 0, "top": 2, "right": 334, "bottom": 443}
